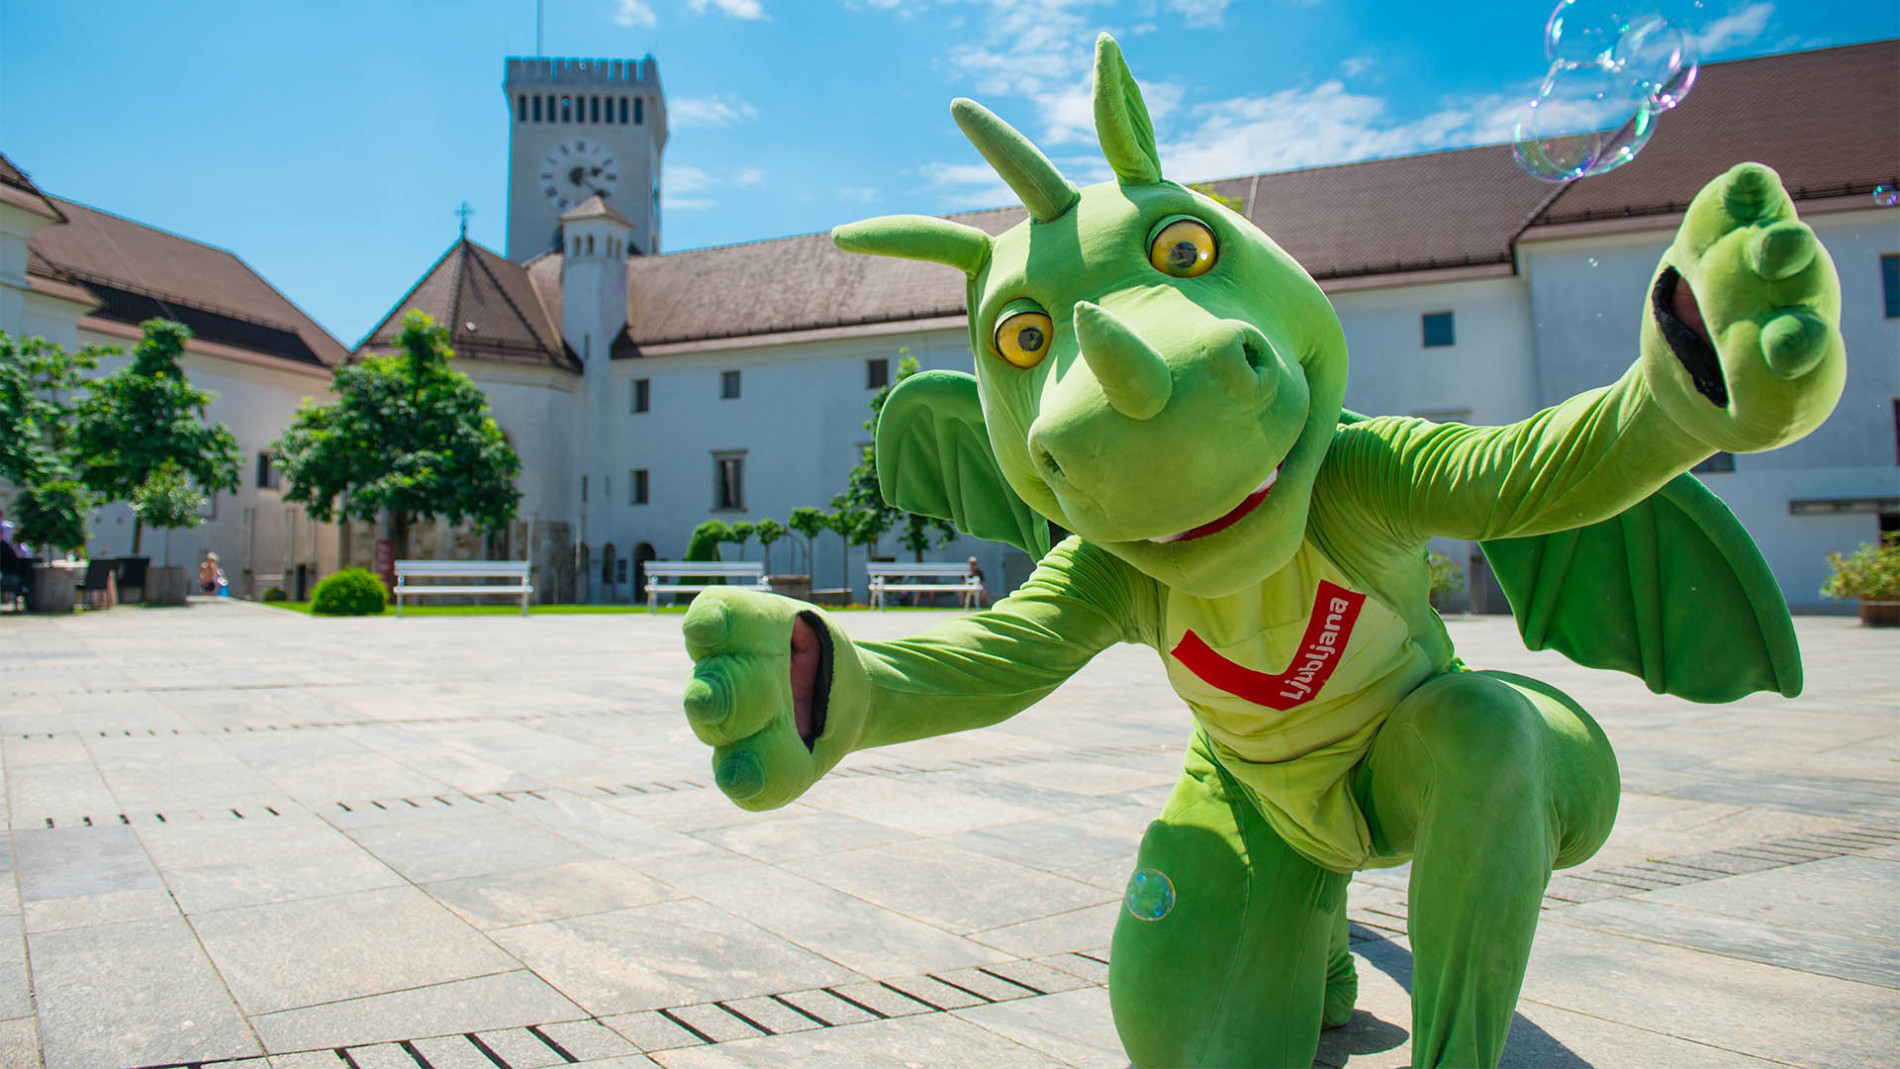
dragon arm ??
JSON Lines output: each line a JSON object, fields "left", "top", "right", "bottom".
{"left": 851, "top": 536, "right": 1154, "bottom": 749}
{"left": 1325, "top": 164, "right": 1843, "bottom": 547}
{"left": 1320, "top": 364, "right": 1708, "bottom": 544}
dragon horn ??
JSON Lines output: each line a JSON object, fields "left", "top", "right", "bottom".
{"left": 833, "top": 215, "right": 992, "bottom": 276}
{"left": 951, "top": 98, "right": 1079, "bottom": 223}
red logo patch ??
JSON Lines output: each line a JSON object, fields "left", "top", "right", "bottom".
{"left": 1171, "top": 580, "right": 1367, "bottom": 710}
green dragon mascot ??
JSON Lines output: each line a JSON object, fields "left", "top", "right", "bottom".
{"left": 679, "top": 35, "right": 1843, "bottom": 1069}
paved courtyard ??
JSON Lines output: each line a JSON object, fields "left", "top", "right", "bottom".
{"left": 0, "top": 599, "right": 1894, "bottom": 1069}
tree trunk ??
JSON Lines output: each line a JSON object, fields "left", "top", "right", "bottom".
{"left": 391, "top": 510, "right": 412, "bottom": 560}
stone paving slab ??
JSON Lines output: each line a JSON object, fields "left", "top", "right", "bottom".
{"left": 1, "top": 602, "right": 1896, "bottom": 1068}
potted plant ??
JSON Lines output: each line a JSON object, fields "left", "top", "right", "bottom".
{"left": 130, "top": 460, "right": 207, "bottom": 606}
{"left": 13, "top": 478, "right": 90, "bottom": 613}
{"left": 1821, "top": 535, "right": 1900, "bottom": 627}
{"left": 1428, "top": 551, "right": 1466, "bottom": 612}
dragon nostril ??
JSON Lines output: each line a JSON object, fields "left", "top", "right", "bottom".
{"left": 1242, "top": 339, "right": 1263, "bottom": 370}
{"left": 1041, "top": 451, "right": 1064, "bottom": 480}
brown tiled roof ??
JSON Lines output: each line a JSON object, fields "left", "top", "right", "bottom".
{"left": 561, "top": 193, "right": 635, "bottom": 228}
{"left": 0, "top": 153, "right": 64, "bottom": 222}
{"left": 619, "top": 208, "right": 1018, "bottom": 348}
{"left": 1195, "top": 144, "right": 1553, "bottom": 281}
{"left": 359, "top": 239, "right": 579, "bottom": 372}
{"left": 1529, "top": 39, "right": 1900, "bottom": 224}
{"left": 30, "top": 198, "right": 348, "bottom": 367}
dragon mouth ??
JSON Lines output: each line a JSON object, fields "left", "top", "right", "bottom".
{"left": 1653, "top": 267, "right": 1726, "bottom": 407}
{"left": 1148, "top": 467, "right": 1280, "bottom": 544}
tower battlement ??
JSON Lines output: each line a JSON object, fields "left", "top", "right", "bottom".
{"left": 504, "top": 56, "right": 658, "bottom": 87}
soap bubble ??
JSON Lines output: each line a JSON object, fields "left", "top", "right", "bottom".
{"left": 1876, "top": 185, "right": 1899, "bottom": 208}
{"left": 1545, "top": 0, "right": 1632, "bottom": 67}
{"left": 1514, "top": 64, "right": 1656, "bottom": 182}
{"left": 1615, "top": 15, "right": 1698, "bottom": 110}
{"left": 1516, "top": 0, "right": 1697, "bottom": 182}
{"left": 1124, "top": 867, "right": 1175, "bottom": 921}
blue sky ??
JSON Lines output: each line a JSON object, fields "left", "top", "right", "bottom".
{"left": 1, "top": 0, "right": 1891, "bottom": 345}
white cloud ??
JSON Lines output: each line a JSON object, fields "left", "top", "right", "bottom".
{"left": 667, "top": 164, "right": 713, "bottom": 193}
{"left": 1692, "top": 2, "right": 1773, "bottom": 55}
{"left": 919, "top": 160, "right": 1019, "bottom": 210}
{"left": 671, "top": 95, "right": 760, "bottom": 128}
{"left": 663, "top": 162, "right": 767, "bottom": 211}
{"left": 1339, "top": 53, "right": 1376, "bottom": 79}
{"left": 613, "top": 0, "right": 657, "bottom": 27}
{"left": 837, "top": 185, "right": 884, "bottom": 203}
{"left": 688, "top": 0, "right": 766, "bottom": 18}
{"left": 1163, "top": 0, "right": 1229, "bottom": 28}
{"left": 1157, "top": 82, "right": 1527, "bottom": 182}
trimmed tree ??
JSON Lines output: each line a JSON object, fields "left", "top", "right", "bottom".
{"left": 11, "top": 480, "right": 89, "bottom": 558}
{"left": 754, "top": 518, "right": 784, "bottom": 573}
{"left": 787, "top": 507, "right": 828, "bottom": 575}
{"left": 73, "top": 319, "right": 240, "bottom": 555}
{"left": 274, "top": 312, "right": 520, "bottom": 558}
{"left": 1, "top": 331, "right": 103, "bottom": 557}
{"left": 130, "top": 460, "right": 207, "bottom": 567}
{"left": 729, "top": 520, "right": 755, "bottom": 561}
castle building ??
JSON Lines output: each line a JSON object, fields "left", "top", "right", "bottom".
{"left": 360, "top": 41, "right": 1898, "bottom": 612}
{"left": 0, "top": 155, "right": 347, "bottom": 594}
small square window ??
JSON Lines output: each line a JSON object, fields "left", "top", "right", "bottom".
{"left": 721, "top": 370, "right": 741, "bottom": 399}
{"left": 713, "top": 454, "right": 745, "bottom": 510}
{"left": 867, "top": 358, "right": 890, "bottom": 389}
{"left": 1421, "top": 311, "right": 1456, "bottom": 348}
{"left": 631, "top": 468, "right": 649, "bottom": 504}
{"left": 255, "top": 452, "right": 279, "bottom": 490}
{"left": 1882, "top": 254, "right": 1899, "bottom": 318}
{"left": 632, "top": 377, "right": 650, "bottom": 413}
{"left": 1691, "top": 452, "right": 1735, "bottom": 474}
{"left": 581, "top": 475, "right": 588, "bottom": 503}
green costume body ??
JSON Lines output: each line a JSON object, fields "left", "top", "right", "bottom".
{"left": 678, "top": 35, "right": 1845, "bottom": 1069}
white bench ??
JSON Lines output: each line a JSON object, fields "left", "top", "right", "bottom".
{"left": 867, "top": 562, "right": 984, "bottom": 610}
{"left": 394, "top": 559, "right": 532, "bottom": 617}
{"left": 645, "top": 560, "right": 770, "bottom": 613}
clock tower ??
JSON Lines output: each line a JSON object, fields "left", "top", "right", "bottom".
{"left": 503, "top": 56, "right": 667, "bottom": 263}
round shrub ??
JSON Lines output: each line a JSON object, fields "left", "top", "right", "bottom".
{"left": 260, "top": 587, "right": 288, "bottom": 603}
{"left": 310, "top": 568, "right": 388, "bottom": 616}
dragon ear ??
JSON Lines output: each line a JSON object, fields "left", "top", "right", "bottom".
{"left": 833, "top": 215, "right": 992, "bottom": 277}
{"left": 1094, "top": 33, "right": 1163, "bottom": 185}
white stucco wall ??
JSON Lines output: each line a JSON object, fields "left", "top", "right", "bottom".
{"left": 586, "top": 322, "right": 1016, "bottom": 604}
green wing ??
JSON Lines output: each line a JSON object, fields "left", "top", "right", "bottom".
{"left": 1477, "top": 472, "right": 1802, "bottom": 703}
{"left": 875, "top": 370, "right": 1052, "bottom": 557}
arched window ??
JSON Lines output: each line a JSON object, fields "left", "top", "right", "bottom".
{"left": 561, "top": 96, "right": 572, "bottom": 123}
{"left": 634, "top": 98, "right": 643, "bottom": 124}
{"left": 586, "top": 234, "right": 595, "bottom": 255}
{"left": 532, "top": 95, "right": 542, "bottom": 122}
{"left": 572, "top": 236, "right": 581, "bottom": 254}
{"left": 590, "top": 96, "right": 601, "bottom": 123}
{"left": 618, "top": 97, "right": 628, "bottom": 124}
{"left": 517, "top": 95, "right": 527, "bottom": 122}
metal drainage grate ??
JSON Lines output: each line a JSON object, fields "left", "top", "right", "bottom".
{"left": 123, "top": 952, "right": 1111, "bottom": 1068}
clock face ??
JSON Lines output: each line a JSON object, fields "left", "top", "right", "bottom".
{"left": 539, "top": 138, "right": 620, "bottom": 212}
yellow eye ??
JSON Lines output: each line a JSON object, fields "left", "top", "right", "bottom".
{"left": 994, "top": 308, "right": 1054, "bottom": 369}
{"left": 1149, "top": 218, "right": 1217, "bottom": 278}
